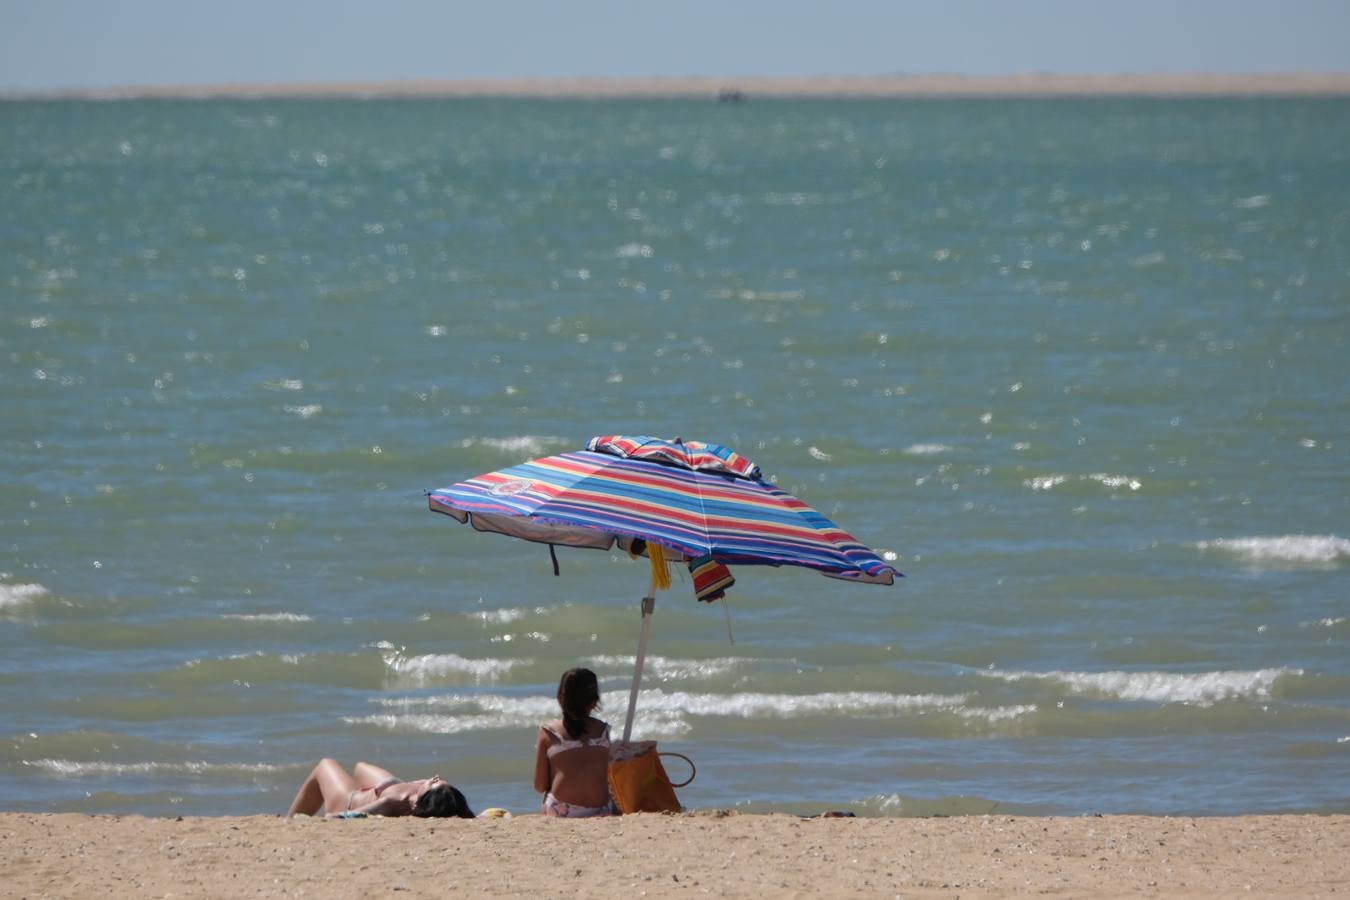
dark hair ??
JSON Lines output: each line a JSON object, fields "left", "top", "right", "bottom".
{"left": 413, "top": 783, "right": 474, "bottom": 818}
{"left": 557, "top": 667, "right": 600, "bottom": 740}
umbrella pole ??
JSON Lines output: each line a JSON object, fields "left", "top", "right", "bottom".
{"left": 622, "top": 578, "right": 658, "bottom": 743}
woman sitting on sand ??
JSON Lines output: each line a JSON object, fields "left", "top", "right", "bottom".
{"left": 287, "top": 758, "right": 474, "bottom": 818}
{"left": 534, "top": 667, "right": 615, "bottom": 817}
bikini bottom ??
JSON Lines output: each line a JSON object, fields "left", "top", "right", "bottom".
{"left": 542, "top": 791, "right": 615, "bottom": 818}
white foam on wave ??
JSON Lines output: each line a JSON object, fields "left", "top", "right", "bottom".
{"left": 983, "top": 667, "right": 1299, "bottom": 704}
{"left": 348, "top": 711, "right": 542, "bottom": 736}
{"left": 956, "top": 704, "right": 1039, "bottom": 724}
{"left": 469, "top": 607, "right": 530, "bottom": 625}
{"left": 1195, "top": 535, "right": 1350, "bottom": 565}
{"left": 1087, "top": 473, "right": 1142, "bottom": 490}
{"left": 352, "top": 689, "right": 973, "bottom": 737}
{"left": 220, "top": 612, "right": 313, "bottom": 622}
{"left": 586, "top": 655, "right": 754, "bottom": 681}
{"left": 353, "top": 692, "right": 559, "bottom": 735}
{"left": 458, "top": 435, "right": 569, "bottom": 457}
{"left": 382, "top": 650, "right": 527, "bottom": 683}
{"left": 23, "top": 759, "right": 283, "bottom": 776}
{"left": 0, "top": 582, "right": 48, "bottom": 609}
{"left": 183, "top": 649, "right": 304, "bottom": 669}
{"left": 1299, "top": 617, "right": 1345, "bottom": 629}
{"left": 374, "top": 693, "right": 556, "bottom": 714}
{"left": 634, "top": 688, "right": 972, "bottom": 720}
{"left": 904, "top": 443, "right": 952, "bottom": 456}
{"left": 651, "top": 689, "right": 968, "bottom": 719}
{"left": 1024, "top": 473, "right": 1142, "bottom": 491}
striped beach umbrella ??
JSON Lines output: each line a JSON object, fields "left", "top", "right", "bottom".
{"left": 428, "top": 435, "right": 899, "bottom": 740}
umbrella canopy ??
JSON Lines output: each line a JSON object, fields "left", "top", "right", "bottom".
{"left": 428, "top": 434, "right": 897, "bottom": 584}
{"left": 428, "top": 435, "right": 899, "bottom": 740}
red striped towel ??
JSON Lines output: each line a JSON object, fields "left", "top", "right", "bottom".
{"left": 688, "top": 554, "right": 734, "bottom": 602}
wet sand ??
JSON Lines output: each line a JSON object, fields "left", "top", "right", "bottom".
{"left": 4, "top": 811, "right": 1347, "bottom": 898}
{"left": 9, "top": 72, "right": 1350, "bottom": 100}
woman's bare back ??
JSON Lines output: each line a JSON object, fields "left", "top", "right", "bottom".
{"left": 538, "top": 716, "right": 611, "bottom": 808}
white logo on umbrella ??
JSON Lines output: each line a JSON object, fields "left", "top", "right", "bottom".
{"left": 488, "top": 478, "right": 533, "bottom": 497}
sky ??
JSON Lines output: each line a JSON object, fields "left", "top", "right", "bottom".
{"left": 3, "top": 0, "right": 1349, "bottom": 91}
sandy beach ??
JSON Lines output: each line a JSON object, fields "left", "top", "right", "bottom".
{"left": 4, "top": 812, "right": 1346, "bottom": 898}
{"left": 8, "top": 72, "right": 1350, "bottom": 100}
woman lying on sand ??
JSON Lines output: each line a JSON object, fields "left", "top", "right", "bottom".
{"left": 534, "top": 667, "right": 616, "bottom": 817}
{"left": 287, "top": 758, "right": 475, "bottom": 818}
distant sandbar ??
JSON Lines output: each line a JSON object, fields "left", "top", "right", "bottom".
{"left": 9, "top": 72, "right": 1350, "bottom": 100}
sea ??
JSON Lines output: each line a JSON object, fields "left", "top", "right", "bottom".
{"left": 2, "top": 96, "right": 1347, "bottom": 818}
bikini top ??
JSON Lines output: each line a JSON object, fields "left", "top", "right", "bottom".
{"left": 542, "top": 721, "right": 611, "bottom": 759}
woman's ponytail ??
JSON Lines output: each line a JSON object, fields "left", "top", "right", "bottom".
{"left": 557, "top": 667, "right": 600, "bottom": 740}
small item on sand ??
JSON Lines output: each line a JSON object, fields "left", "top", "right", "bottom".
{"left": 478, "top": 808, "right": 512, "bottom": 818}
{"left": 333, "top": 811, "right": 369, "bottom": 819}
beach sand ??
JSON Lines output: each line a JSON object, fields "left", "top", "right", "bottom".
{"left": 3, "top": 812, "right": 1346, "bottom": 898}
{"left": 10, "top": 72, "right": 1350, "bottom": 100}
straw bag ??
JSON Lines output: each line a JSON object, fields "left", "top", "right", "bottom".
{"left": 607, "top": 741, "right": 695, "bottom": 814}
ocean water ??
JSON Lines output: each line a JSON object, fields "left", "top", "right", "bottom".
{"left": 1, "top": 96, "right": 1347, "bottom": 818}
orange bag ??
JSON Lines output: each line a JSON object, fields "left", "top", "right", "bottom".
{"left": 607, "top": 741, "right": 695, "bottom": 814}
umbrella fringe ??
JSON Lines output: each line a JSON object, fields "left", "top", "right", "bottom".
{"left": 648, "top": 543, "right": 673, "bottom": 591}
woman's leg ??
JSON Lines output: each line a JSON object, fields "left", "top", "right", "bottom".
{"left": 353, "top": 761, "right": 397, "bottom": 790}
{"left": 286, "top": 758, "right": 357, "bottom": 816}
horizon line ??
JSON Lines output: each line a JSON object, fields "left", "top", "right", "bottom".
{"left": 6, "top": 71, "right": 1350, "bottom": 100}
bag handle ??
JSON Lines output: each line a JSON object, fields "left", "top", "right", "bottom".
{"left": 659, "top": 752, "right": 696, "bottom": 787}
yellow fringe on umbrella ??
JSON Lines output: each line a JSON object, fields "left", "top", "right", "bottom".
{"left": 647, "top": 542, "right": 673, "bottom": 591}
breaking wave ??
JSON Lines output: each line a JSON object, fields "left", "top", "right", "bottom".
{"left": 220, "top": 612, "right": 313, "bottom": 622}
{"left": 1300, "top": 617, "right": 1345, "bottom": 629}
{"left": 1024, "top": 473, "right": 1142, "bottom": 491}
{"left": 585, "top": 655, "right": 757, "bottom": 681}
{"left": 349, "top": 689, "right": 976, "bottom": 738}
{"left": 468, "top": 607, "right": 532, "bottom": 625}
{"left": 457, "top": 435, "right": 570, "bottom": 457}
{"left": 0, "top": 581, "right": 48, "bottom": 609}
{"left": 380, "top": 647, "right": 528, "bottom": 683}
{"left": 23, "top": 759, "right": 284, "bottom": 777}
{"left": 982, "top": 667, "right": 1300, "bottom": 704}
{"left": 1195, "top": 535, "right": 1349, "bottom": 566}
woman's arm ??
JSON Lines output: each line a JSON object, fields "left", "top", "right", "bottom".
{"left": 533, "top": 726, "right": 553, "bottom": 794}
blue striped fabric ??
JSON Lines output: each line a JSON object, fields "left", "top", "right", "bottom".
{"left": 428, "top": 438, "right": 898, "bottom": 586}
